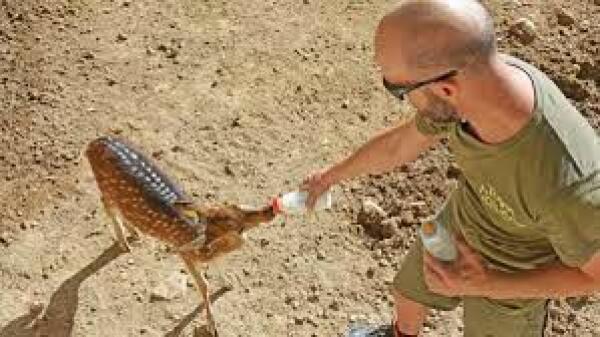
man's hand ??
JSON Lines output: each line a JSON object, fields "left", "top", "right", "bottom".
{"left": 424, "top": 237, "right": 600, "bottom": 299}
{"left": 424, "top": 238, "right": 494, "bottom": 297}
{"left": 300, "top": 169, "right": 333, "bottom": 209}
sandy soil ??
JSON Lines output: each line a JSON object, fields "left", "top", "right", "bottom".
{"left": 1, "top": 0, "right": 599, "bottom": 336}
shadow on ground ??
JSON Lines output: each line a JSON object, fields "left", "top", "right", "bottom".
{"left": 0, "top": 243, "right": 124, "bottom": 337}
{"left": 1, "top": 242, "right": 233, "bottom": 337}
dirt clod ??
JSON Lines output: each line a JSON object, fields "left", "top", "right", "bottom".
{"left": 509, "top": 18, "right": 537, "bottom": 45}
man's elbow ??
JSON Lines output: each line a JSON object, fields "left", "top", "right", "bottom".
{"left": 581, "top": 251, "right": 600, "bottom": 281}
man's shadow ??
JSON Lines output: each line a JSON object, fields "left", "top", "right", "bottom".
{"left": 1, "top": 242, "right": 231, "bottom": 337}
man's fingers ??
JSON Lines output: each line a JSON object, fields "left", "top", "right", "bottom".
{"left": 456, "top": 240, "right": 471, "bottom": 258}
{"left": 424, "top": 253, "right": 453, "bottom": 287}
{"left": 424, "top": 262, "right": 448, "bottom": 294}
{"left": 455, "top": 240, "right": 487, "bottom": 274}
{"left": 423, "top": 260, "right": 439, "bottom": 285}
{"left": 456, "top": 240, "right": 478, "bottom": 261}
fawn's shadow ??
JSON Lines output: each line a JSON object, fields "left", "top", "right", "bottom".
{"left": 164, "top": 285, "right": 232, "bottom": 337}
{"left": 1, "top": 242, "right": 233, "bottom": 337}
{"left": 0, "top": 243, "right": 124, "bottom": 337}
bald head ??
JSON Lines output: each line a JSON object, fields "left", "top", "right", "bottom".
{"left": 376, "top": 0, "right": 496, "bottom": 78}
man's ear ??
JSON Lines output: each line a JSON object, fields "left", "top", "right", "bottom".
{"left": 430, "top": 81, "right": 459, "bottom": 104}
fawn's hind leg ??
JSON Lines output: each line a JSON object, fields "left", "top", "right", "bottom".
{"left": 101, "top": 196, "right": 132, "bottom": 252}
{"left": 121, "top": 220, "right": 141, "bottom": 243}
{"left": 180, "top": 255, "right": 218, "bottom": 337}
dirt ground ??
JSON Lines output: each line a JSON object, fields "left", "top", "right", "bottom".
{"left": 1, "top": 0, "right": 599, "bottom": 336}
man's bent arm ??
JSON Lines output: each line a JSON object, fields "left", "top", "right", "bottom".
{"left": 485, "top": 262, "right": 600, "bottom": 299}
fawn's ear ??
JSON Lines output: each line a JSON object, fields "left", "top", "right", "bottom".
{"left": 173, "top": 200, "right": 202, "bottom": 221}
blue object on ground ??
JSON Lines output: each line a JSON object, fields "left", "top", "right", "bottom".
{"left": 345, "top": 323, "right": 395, "bottom": 337}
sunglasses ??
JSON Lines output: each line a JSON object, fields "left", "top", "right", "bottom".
{"left": 383, "top": 69, "right": 458, "bottom": 101}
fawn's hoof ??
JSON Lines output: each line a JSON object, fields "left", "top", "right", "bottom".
{"left": 127, "top": 235, "right": 142, "bottom": 247}
{"left": 193, "top": 324, "right": 218, "bottom": 337}
{"left": 117, "top": 235, "right": 141, "bottom": 252}
{"left": 117, "top": 241, "right": 132, "bottom": 253}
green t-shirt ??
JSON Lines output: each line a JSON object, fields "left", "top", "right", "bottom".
{"left": 416, "top": 55, "right": 600, "bottom": 272}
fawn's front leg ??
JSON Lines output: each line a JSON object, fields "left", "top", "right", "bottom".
{"left": 180, "top": 254, "right": 218, "bottom": 337}
{"left": 101, "top": 196, "right": 132, "bottom": 252}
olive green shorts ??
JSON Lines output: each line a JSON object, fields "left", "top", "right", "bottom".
{"left": 392, "top": 239, "right": 549, "bottom": 337}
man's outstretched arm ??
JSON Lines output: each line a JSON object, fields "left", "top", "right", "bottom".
{"left": 303, "top": 118, "right": 439, "bottom": 206}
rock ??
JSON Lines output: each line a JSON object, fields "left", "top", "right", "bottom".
{"left": 224, "top": 164, "right": 236, "bottom": 176}
{"left": 316, "top": 250, "right": 326, "bottom": 260}
{"left": 156, "top": 44, "right": 178, "bottom": 58}
{"left": 361, "top": 199, "right": 387, "bottom": 218}
{"left": 357, "top": 199, "right": 391, "bottom": 239}
{"left": 307, "top": 294, "right": 319, "bottom": 303}
{"left": 366, "top": 267, "right": 375, "bottom": 279}
{"left": 231, "top": 116, "right": 242, "bottom": 127}
{"left": 149, "top": 285, "right": 173, "bottom": 302}
{"left": 152, "top": 150, "right": 164, "bottom": 158}
{"left": 554, "top": 74, "right": 590, "bottom": 101}
{"left": 446, "top": 163, "right": 462, "bottom": 179}
{"left": 551, "top": 323, "right": 567, "bottom": 334}
{"left": 577, "top": 61, "right": 600, "bottom": 82}
{"left": 379, "top": 217, "right": 401, "bottom": 239}
{"left": 349, "top": 314, "right": 367, "bottom": 323}
{"left": 116, "top": 33, "right": 128, "bottom": 42}
{"left": 0, "top": 232, "right": 10, "bottom": 247}
{"left": 378, "top": 259, "right": 389, "bottom": 267}
{"left": 509, "top": 18, "right": 537, "bottom": 45}
{"left": 548, "top": 305, "right": 561, "bottom": 319}
{"left": 165, "top": 49, "right": 178, "bottom": 59}
{"left": 28, "top": 301, "right": 45, "bottom": 315}
{"left": 566, "top": 296, "right": 590, "bottom": 310}
{"left": 82, "top": 51, "right": 95, "bottom": 60}
{"left": 555, "top": 8, "right": 575, "bottom": 27}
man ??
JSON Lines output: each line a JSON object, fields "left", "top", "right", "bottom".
{"left": 301, "top": 1, "right": 600, "bottom": 336}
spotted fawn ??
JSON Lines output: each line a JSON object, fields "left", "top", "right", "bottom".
{"left": 86, "top": 136, "right": 276, "bottom": 336}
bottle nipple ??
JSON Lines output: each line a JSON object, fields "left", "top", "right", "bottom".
{"left": 421, "top": 222, "right": 437, "bottom": 236}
